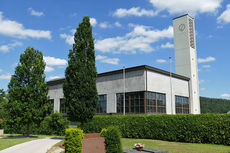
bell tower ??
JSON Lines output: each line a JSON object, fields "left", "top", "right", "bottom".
{"left": 173, "top": 14, "right": 200, "bottom": 114}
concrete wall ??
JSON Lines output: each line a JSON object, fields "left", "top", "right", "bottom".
{"left": 173, "top": 15, "right": 200, "bottom": 114}
{"left": 48, "top": 69, "right": 146, "bottom": 113}
{"left": 146, "top": 70, "right": 189, "bottom": 114}
{"left": 48, "top": 83, "right": 64, "bottom": 112}
{"left": 97, "top": 69, "right": 146, "bottom": 113}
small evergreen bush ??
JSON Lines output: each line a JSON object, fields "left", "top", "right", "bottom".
{"left": 104, "top": 126, "right": 123, "bottom": 153}
{"left": 65, "top": 127, "right": 84, "bottom": 153}
{"left": 40, "top": 112, "right": 69, "bottom": 136}
{"left": 82, "top": 114, "right": 230, "bottom": 145}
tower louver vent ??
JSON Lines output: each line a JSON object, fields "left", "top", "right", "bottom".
{"left": 189, "top": 18, "right": 195, "bottom": 49}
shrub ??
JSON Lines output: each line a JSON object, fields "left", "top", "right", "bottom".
{"left": 0, "top": 119, "right": 3, "bottom": 129}
{"left": 82, "top": 114, "right": 230, "bottom": 145}
{"left": 100, "top": 128, "right": 107, "bottom": 137}
{"left": 65, "top": 127, "right": 84, "bottom": 153}
{"left": 104, "top": 126, "right": 122, "bottom": 153}
{"left": 40, "top": 112, "right": 69, "bottom": 136}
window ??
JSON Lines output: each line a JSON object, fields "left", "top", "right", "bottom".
{"left": 97, "top": 95, "right": 107, "bottom": 114}
{"left": 60, "top": 98, "right": 67, "bottom": 115}
{"left": 116, "top": 92, "right": 145, "bottom": 114}
{"left": 175, "top": 95, "right": 189, "bottom": 114}
{"left": 146, "top": 92, "right": 166, "bottom": 114}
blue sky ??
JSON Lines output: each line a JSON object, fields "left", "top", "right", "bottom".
{"left": 0, "top": 0, "right": 229, "bottom": 99}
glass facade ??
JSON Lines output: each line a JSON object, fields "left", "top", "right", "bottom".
{"left": 146, "top": 91, "right": 166, "bottom": 114}
{"left": 116, "top": 91, "right": 166, "bottom": 114}
{"left": 60, "top": 98, "right": 67, "bottom": 115}
{"left": 97, "top": 95, "right": 107, "bottom": 114}
{"left": 116, "top": 92, "right": 145, "bottom": 114}
{"left": 175, "top": 95, "right": 189, "bottom": 114}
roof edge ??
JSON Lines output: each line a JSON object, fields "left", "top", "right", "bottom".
{"left": 47, "top": 65, "right": 190, "bottom": 86}
{"left": 173, "top": 14, "right": 194, "bottom": 20}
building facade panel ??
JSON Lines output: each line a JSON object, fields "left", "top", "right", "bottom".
{"left": 146, "top": 69, "right": 189, "bottom": 114}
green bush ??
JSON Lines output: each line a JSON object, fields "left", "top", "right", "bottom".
{"left": 103, "top": 126, "right": 122, "bottom": 153}
{"left": 0, "top": 119, "right": 3, "bottom": 129}
{"left": 40, "top": 112, "right": 69, "bottom": 136}
{"left": 82, "top": 114, "right": 230, "bottom": 145}
{"left": 65, "top": 127, "right": 84, "bottom": 153}
{"left": 100, "top": 128, "right": 107, "bottom": 137}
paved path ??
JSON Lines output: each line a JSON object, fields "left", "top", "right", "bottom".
{"left": 0, "top": 137, "right": 62, "bottom": 153}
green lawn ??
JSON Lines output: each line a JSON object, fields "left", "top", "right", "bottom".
{"left": 121, "top": 138, "right": 230, "bottom": 153}
{"left": 0, "top": 138, "right": 36, "bottom": 150}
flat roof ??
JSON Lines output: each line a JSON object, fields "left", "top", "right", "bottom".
{"left": 47, "top": 65, "right": 190, "bottom": 86}
{"left": 173, "top": 14, "right": 194, "bottom": 20}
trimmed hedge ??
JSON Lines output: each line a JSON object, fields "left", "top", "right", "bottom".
{"left": 82, "top": 114, "right": 230, "bottom": 145}
{"left": 65, "top": 127, "right": 84, "bottom": 153}
{"left": 40, "top": 112, "right": 70, "bottom": 136}
{"left": 102, "top": 126, "right": 123, "bottom": 153}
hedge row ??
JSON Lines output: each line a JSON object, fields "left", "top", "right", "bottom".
{"left": 65, "top": 127, "right": 84, "bottom": 153}
{"left": 82, "top": 114, "right": 230, "bottom": 145}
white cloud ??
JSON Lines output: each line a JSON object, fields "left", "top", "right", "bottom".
{"left": 198, "top": 56, "right": 216, "bottom": 63}
{"left": 96, "top": 55, "right": 119, "bottom": 65}
{"left": 60, "top": 33, "right": 74, "bottom": 45}
{"left": 47, "top": 76, "right": 62, "bottom": 81}
{"left": 45, "top": 66, "right": 54, "bottom": 72}
{"left": 0, "top": 69, "right": 2, "bottom": 73}
{"left": 114, "top": 22, "right": 122, "bottom": 27}
{"left": 202, "top": 65, "right": 211, "bottom": 68}
{"left": 149, "top": 0, "right": 223, "bottom": 15}
{"left": 156, "top": 59, "right": 167, "bottom": 63}
{"left": 161, "top": 42, "right": 174, "bottom": 48}
{"left": 0, "top": 42, "right": 22, "bottom": 53}
{"left": 28, "top": 8, "right": 44, "bottom": 17}
{"left": 0, "top": 12, "right": 51, "bottom": 39}
{"left": 44, "top": 56, "right": 67, "bottom": 66}
{"left": 99, "top": 22, "right": 111, "bottom": 29}
{"left": 95, "top": 25, "right": 173, "bottom": 54}
{"left": 221, "top": 93, "right": 230, "bottom": 98}
{"left": 0, "top": 74, "right": 11, "bottom": 80}
{"left": 90, "top": 18, "right": 97, "bottom": 26}
{"left": 113, "top": 7, "right": 157, "bottom": 17}
{"left": 217, "top": 4, "right": 230, "bottom": 23}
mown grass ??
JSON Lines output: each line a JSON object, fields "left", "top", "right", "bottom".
{"left": 0, "top": 138, "right": 36, "bottom": 150}
{"left": 121, "top": 138, "right": 230, "bottom": 153}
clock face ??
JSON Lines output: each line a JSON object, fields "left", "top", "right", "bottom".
{"left": 179, "top": 24, "right": 185, "bottom": 31}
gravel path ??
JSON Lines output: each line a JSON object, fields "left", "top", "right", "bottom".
{"left": 0, "top": 137, "right": 63, "bottom": 153}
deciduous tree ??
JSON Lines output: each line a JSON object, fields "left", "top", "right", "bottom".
{"left": 7, "top": 47, "right": 51, "bottom": 136}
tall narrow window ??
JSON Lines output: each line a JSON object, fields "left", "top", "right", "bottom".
{"left": 60, "top": 98, "right": 67, "bottom": 115}
{"left": 175, "top": 95, "right": 189, "bottom": 114}
{"left": 97, "top": 95, "right": 107, "bottom": 114}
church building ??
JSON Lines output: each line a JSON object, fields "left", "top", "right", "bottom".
{"left": 47, "top": 14, "right": 200, "bottom": 115}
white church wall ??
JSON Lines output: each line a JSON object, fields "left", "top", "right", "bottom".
{"left": 146, "top": 70, "right": 189, "bottom": 114}
{"left": 48, "top": 83, "right": 63, "bottom": 112}
{"left": 97, "top": 69, "right": 146, "bottom": 113}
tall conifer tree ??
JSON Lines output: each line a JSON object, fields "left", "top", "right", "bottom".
{"left": 7, "top": 47, "right": 50, "bottom": 136}
{"left": 63, "top": 16, "right": 98, "bottom": 125}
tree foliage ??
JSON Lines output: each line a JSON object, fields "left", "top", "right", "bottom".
{"left": 0, "top": 89, "right": 8, "bottom": 119}
{"left": 200, "top": 97, "right": 230, "bottom": 113}
{"left": 63, "top": 16, "right": 98, "bottom": 124}
{"left": 7, "top": 47, "right": 51, "bottom": 136}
